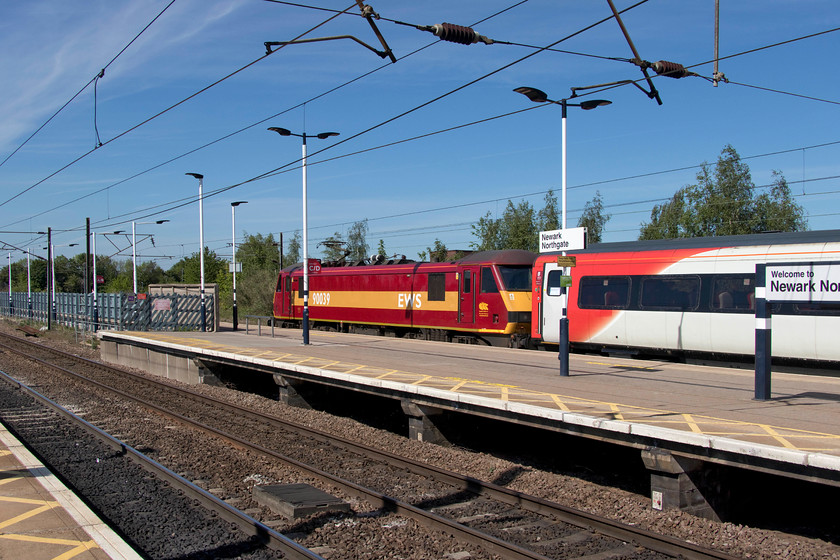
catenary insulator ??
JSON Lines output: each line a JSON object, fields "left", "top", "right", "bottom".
{"left": 652, "top": 60, "right": 690, "bottom": 79}
{"left": 431, "top": 23, "right": 492, "bottom": 45}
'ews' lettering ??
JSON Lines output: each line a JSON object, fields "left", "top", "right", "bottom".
{"left": 397, "top": 293, "right": 422, "bottom": 309}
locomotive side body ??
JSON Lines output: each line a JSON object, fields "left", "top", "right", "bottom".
{"left": 274, "top": 250, "right": 535, "bottom": 346}
{"left": 532, "top": 230, "right": 840, "bottom": 363}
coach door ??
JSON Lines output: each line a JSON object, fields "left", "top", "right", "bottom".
{"left": 459, "top": 267, "right": 477, "bottom": 324}
{"left": 540, "top": 262, "right": 564, "bottom": 343}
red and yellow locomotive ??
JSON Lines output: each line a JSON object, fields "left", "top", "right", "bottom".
{"left": 273, "top": 250, "right": 535, "bottom": 347}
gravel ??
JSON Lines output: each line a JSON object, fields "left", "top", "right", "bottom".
{"left": 2, "top": 320, "right": 838, "bottom": 559}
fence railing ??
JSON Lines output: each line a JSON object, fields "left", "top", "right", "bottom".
{"left": 1, "top": 291, "right": 215, "bottom": 332}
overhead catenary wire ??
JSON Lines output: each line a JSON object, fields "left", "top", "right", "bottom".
{"left": 0, "top": 2, "right": 359, "bottom": 211}
{"left": 0, "top": 0, "right": 179, "bottom": 170}
{"left": 3, "top": 2, "right": 836, "bottom": 245}
{"left": 11, "top": 0, "right": 827, "bottom": 229}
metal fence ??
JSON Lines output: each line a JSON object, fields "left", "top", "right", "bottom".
{"left": 1, "top": 291, "right": 215, "bottom": 332}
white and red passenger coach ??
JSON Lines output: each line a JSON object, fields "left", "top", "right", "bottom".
{"left": 532, "top": 230, "right": 840, "bottom": 364}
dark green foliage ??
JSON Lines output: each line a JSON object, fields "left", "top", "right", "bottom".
{"left": 640, "top": 145, "right": 808, "bottom": 239}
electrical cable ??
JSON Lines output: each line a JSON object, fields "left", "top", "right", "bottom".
{"left": 0, "top": 0, "right": 178, "bottom": 170}
{"left": 9, "top": 3, "right": 838, "bottom": 247}
{"left": 0, "top": 2, "right": 357, "bottom": 210}
{"left": 1, "top": 1, "right": 538, "bottom": 229}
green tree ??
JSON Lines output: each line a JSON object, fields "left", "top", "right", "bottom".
{"left": 284, "top": 231, "right": 301, "bottom": 268}
{"left": 319, "top": 232, "right": 347, "bottom": 263}
{"left": 233, "top": 232, "right": 281, "bottom": 317}
{"left": 237, "top": 232, "right": 280, "bottom": 271}
{"left": 376, "top": 239, "right": 387, "bottom": 258}
{"left": 346, "top": 219, "right": 369, "bottom": 262}
{"left": 471, "top": 200, "right": 537, "bottom": 251}
{"left": 537, "top": 190, "right": 560, "bottom": 232}
{"left": 419, "top": 239, "right": 450, "bottom": 262}
{"left": 577, "top": 190, "right": 611, "bottom": 243}
{"left": 751, "top": 171, "right": 807, "bottom": 233}
{"left": 165, "top": 248, "right": 227, "bottom": 284}
{"left": 640, "top": 145, "right": 808, "bottom": 239}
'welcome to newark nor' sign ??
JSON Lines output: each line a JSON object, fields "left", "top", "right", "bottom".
{"left": 765, "top": 262, "right": 840, "bottom": 302}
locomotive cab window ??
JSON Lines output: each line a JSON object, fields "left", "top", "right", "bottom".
{"left": 498, "top": 265, "right": 531, "bottom": 291}
{"left": 480, "top": 267, "right": 499, "bottom": 294}
{"left": 463, "top": 270, "right": 471, "bottom": 294}
{"left": 640, "top": 275, "right": 700, "bottom": 310}
{"left": 578, "top": 276, "right": 630, "bottom": 309}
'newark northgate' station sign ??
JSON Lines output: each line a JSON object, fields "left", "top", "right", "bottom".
{"left": 754, "top": 261, "right": 840, "bottom": 400}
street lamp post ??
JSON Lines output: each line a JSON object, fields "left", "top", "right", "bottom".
{"left": 7, "top": 253, "right": 11, "bottom": 318}
{"left": 267, "top": 127, "right": 339, "bottom": 345}
{"left": 132, "top": 220, "right": 169, "bottom": 295}
{"left": 26, "top": 250, "right": 31, "bottom": 318}
{"left": 186, "top": 173, "right": 207, "bottom": 332}
{"left": 514, "top": 86, "right": 611, "bottom": 377}
{"left": 230, "top": 201, "right": 248, "bottom": 331}
{"left": 45, "top": 242, "right": 79, "bottom": 326}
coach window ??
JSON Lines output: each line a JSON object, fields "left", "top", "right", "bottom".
{"left": 711, "top": 275, "right": 754, "bottom": 311}
{"left": 463, "top": 270, "right": 472, "bottom": 293}
{"left": 578, "top": 276, "right": 630, "bottom": 309}
{"left": 640, "top": 276, "right": 700, "bottom": 310}
{"left": 428, "top": 273, "right": 446, "bottom": 301}
{"left": 481, "top": 267, "right": 499, "bottom": 293}
{"left": 545, "top": 270, "right": 564, "bottom": 296}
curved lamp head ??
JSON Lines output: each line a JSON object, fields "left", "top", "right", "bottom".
{"left": 579, "top": 99, "right": 612, "bottom": 110}
{"left": 231, "top": 201, "right": 248, "bottom": 207}
{"left": 315, "top": 132, "right": 340, "bottom": 140}
{"left": 267, "top": 127, "right": 292, "bottom": 136}
{"left": 185, "top": 172, "right": 203, "bottom": 179}
{"left": 155, "top": 220, "right": 170, "bottom": 224}
{"left": 513, "top": 86, "right": 548, "bottom": 103}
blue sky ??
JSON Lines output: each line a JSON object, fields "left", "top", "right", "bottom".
{"left": 1, "top": 1, "right": 839, "bottom": 267}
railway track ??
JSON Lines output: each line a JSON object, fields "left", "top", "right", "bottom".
{"left": 0, "top": 330, "right": 741, "bottom": 560}
{"left": 0, "top": 369, "right": 321, "bottom": 560}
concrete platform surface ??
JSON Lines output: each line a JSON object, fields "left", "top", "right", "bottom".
{"left": 0, "top": 423, "right": 142, "bottom": 560}
{"left": 100, "top": 327, "right": 840, "bottom": 473}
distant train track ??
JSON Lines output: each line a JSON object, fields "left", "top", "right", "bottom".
{"left": 0, "top": 330, "right": 741, "bottom": 560}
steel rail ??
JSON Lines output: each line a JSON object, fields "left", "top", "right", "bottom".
{"left": 0, "top": 368, "right": 324, "bottom": 560}
{"left": 0, "top": 331, "right": 742, "bottom": 560}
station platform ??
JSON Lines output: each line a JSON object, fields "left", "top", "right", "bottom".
{"left": 99, "top": 326, "right": 840, "bottom": 516}
{"left": 0, "top": 423, "right": 142, "bottom": 560}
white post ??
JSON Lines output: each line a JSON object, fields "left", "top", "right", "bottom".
{"left": 27, "top": 251, "right": 31, "bottom": 318}
{"left": 132, "top": 221, "right": 137, "bottom": 294}
{"left": 92, "top": 233, "right": 98, "bottom": 331}
{"left": 301, "top": 134, "right": 310, "bottom": 345}
{"left": 199, "top": 176, "right": 206, "bottom": 331}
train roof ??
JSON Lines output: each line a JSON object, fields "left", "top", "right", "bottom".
{"left": 563, "top": 229, "right": 840, "bottom": 255}
{"left": 457, "top": 249, "right": 536, "bottom": 265}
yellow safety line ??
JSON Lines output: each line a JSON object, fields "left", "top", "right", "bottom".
{"left": 450, "top": 380, "right": 468, "bottom": 392}
{"left": 0, "top": 534, "right": 98, "bottom": 549}
{"left": 0, "top": 475, "right": 20, "bottom": 487}
{"left": 682, "top": 414, "right": 703, "bottom": 433}
{"left": 759, "top": 424, "right": 797, "bottom": 449}
{"left": 0, "top": 502, "right": 58, "bottom": 530}
{"left": 54, "top": 540, "right": 100, "bottom": 560}
{"left": 122, "top": 332, "right": 840, "bottom": 452}
{"left": 550, "top": 394, "right": 571, "bottom": 411}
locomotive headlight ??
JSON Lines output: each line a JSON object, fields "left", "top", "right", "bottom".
{"left": 508, "top": 312, "right": 531, "bottom": 323}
